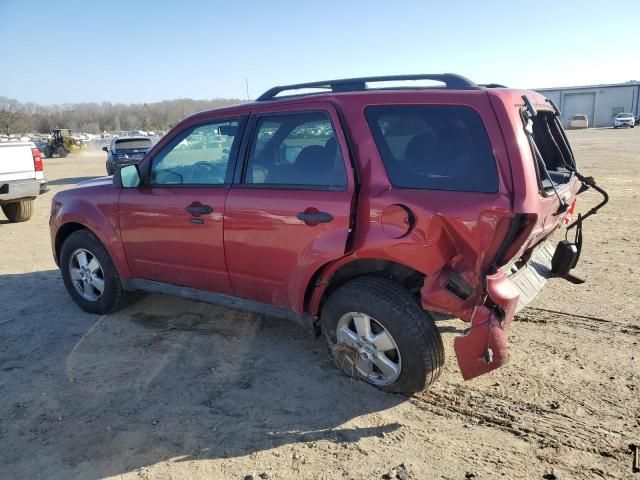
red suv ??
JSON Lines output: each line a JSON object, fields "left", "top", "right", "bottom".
{"left": 50, "top": 74, "right": 607, "bottom": 393}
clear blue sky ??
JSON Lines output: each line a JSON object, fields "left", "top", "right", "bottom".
{"left": 1, "top": 0, "right": 637, "bottom": 104}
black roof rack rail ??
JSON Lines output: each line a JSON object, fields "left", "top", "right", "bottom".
{"left": 480, "top": 83, "right": 508, "bottom": 88}
{"left": 256, "top": 73, "right": 479, "bottom": 101}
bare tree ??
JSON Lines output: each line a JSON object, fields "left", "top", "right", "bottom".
{"left": 0, "top": 97, "right": 242, "bottom": 134}
{"left": 0, "top": 97, "right": 24, "bottom": 135}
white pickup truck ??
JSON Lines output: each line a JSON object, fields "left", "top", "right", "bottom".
{"left": 0, "top": 142, "right": 48, "bottom": 222}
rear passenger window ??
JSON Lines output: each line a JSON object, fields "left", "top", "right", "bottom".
{"left": 365, "top": 106, "right": 499, "bottom": 193}
{"left": 244, "top": 112, "right": 347, "bottom": 189}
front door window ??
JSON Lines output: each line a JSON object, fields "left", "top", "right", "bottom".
{"left": 150, "top": 120, "right": 239, "bottom": 185}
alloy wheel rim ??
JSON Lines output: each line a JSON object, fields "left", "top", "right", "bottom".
{"left": 335, "top": 312, "right": 402, "bottom": 385}
{"left": 69, "top": 248, "right": 105, "bottom": 301}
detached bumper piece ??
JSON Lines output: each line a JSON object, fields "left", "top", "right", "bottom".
{"left": 453, "top": 271, "right": 519, "bottom": 380}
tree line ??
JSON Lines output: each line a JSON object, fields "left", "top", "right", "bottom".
{"left": 0, "top": 96, "right": 242, "bottom": 135}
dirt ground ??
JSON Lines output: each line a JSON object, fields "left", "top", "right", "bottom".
{"left": 1, "top": 129, "right": 638, "bottom": 480}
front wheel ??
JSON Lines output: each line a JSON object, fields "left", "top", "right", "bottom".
{"left": 321, "top": 276, "right": 444, "bottom": 394}
{"left": 60, "top": 229, "right": 142, "bottom": 314}
{"left": 58, "top": 146, "right": 67, "bottom": 158}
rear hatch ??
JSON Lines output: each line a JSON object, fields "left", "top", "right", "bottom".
{"left": 488, "top": 91, "right": 594, "bottom": 310}
{"left": 0, "top": 142, "right": 36, "bottom": 181}
{"left": 489, "top": 92, "right": 583, "bottom": 267}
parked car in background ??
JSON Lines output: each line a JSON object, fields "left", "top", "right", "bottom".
{"left": 32, "top": 136, "right": 50, "bottom": 152}
{"left": 613, "top": 112, "right": 635, "bottom": 128}
{"left": 568, "top": 114, "right": 589, "bottom": 129}
{"left": 50, "top": 74, "right": 607, "bottom": 393}
{"left": 0, "top": 141, "right": 48, "bottom": 222}
{"left": 104, "top": 136, "right": 154, "bottom": 175}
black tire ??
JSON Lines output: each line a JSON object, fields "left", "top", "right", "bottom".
{"left": 106, "top": 163, "right": 113, "bottom": 175}
{"left": 58, "top": 146, "right": 67, "bottom": 158}
{"left": 1, "top": 199, "right": 33, "bottom": 222}
{"left": 44, "top": 146, "right": 53, "bottom": 158}
{"left": 60, "top": 229, "right": 142, "bottom": 314}
{"left": 321, "top": 275, "right": 444, "bottom": 394}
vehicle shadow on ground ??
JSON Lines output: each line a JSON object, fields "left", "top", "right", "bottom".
{"left": 0, "top": 270, "right": 408, "bottom": 479}
{"left": 47, "top": 176, "right": 100, "bottom": 186}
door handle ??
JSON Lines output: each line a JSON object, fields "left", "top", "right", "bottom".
{"left": 297, "top": 211, "right": 333, "bottom": 225}
{"left": 185, "top": 203, "right": 213, "bottom": 215}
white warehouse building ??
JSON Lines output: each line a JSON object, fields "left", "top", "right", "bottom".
{"left": 534, "top": 81, "right": 640, "bottom": 128}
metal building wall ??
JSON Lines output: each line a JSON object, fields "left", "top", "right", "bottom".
{"left": 535, "top": 83, "right": 640, "bottom": 128}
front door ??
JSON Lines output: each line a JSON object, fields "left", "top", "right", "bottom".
{"left": 119, "top": 118, "right": 244, "bottom": 294}
{"left": 224, "top": 105, "right": 355, "bottom": 311}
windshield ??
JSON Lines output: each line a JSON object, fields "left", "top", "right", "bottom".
{"left": 114, "top": 138, "right": 152, "bottom": 150}
{"left": 616, "top": 113, "right": 633, "bottom": 118}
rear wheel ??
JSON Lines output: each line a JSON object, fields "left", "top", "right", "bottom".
{"left": 44, "top": 146, "right": 53, "bottom": 158}
{"left": 1, "top": 199, "right": 33, "bottom": 222}
{"left": 58, "top": 146, "right": 67, "bottom": 158}
{"left": 321, "top": 276, "right": 444, "bottom": 393}
{"left": 60, "top": 229, "right": 142, "bottom": 314}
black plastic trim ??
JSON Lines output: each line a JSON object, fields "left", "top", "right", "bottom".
{"left": 121, "top": 277, "right": 316, "bottom": 332}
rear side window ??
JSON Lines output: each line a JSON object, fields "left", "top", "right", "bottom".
{"left": 365, "top": 105, "right": 498, "bottom": 193}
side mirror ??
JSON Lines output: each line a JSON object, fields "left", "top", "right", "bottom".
{"left": 113, "top": 164, "right": 141, "bottom": 188}
{"left": 102, "top": 146, "right": 109, "bottom": 152}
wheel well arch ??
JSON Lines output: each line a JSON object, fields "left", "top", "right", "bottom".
{"left": 306, "top": 258, "right": 425, "bottom": 315}
{"left": 55, "top": 222, "right": 88, "bottom": 261}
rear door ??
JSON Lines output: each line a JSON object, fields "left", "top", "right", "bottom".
{"left": 119, "top": 117, "right": 244, "bottom": 294}
{"left": 224, "top": 103, "right": 355, "bottom": 311}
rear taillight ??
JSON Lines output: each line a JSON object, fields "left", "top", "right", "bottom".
{"left": 32, "top": 148, "right": 43, "bottom": 172}
{"left": 496, "top": 213, "right": 539, "bottom": 267}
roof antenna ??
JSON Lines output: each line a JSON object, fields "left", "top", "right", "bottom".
{"left": 245, "top": 77, "right": 250, "bottom": 101}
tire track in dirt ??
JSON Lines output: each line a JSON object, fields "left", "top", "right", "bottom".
{"left": 515, "top": 308, "right": 640, "bottom": 336}
{"left": 411, "top": 385, "right": 628, "bottom": 459}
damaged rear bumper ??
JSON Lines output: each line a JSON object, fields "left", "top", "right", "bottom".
{"left": 452, "top": 270, "right": 520, "bottom": 380}
{"left": 437, "top": 239, "right": 564, "bottom": 380}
